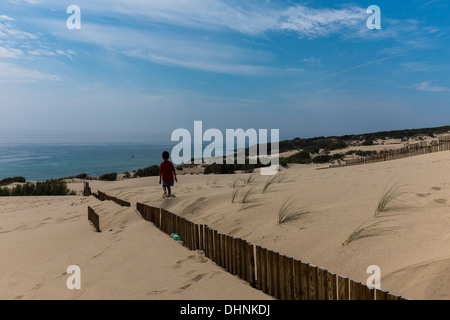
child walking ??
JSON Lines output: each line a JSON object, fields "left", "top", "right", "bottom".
{"left": 159, "top": 151, "right": 178, "bottom": 198}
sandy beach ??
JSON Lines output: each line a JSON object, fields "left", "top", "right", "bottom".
{"left": 2, "top": 146, "right": 450, "bottom": 300}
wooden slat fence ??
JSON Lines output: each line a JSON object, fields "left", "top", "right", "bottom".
{"left": 136, "top": 202, "right": 411, "bottom": 301}
{"left": 91, "top": 189, "right": 131, "bottom": 207}
{"left": 87, "top": 206, "right": 101, "bottom": 232}
{"left": 327, "top": 135, "right": 450, "bottom": 169}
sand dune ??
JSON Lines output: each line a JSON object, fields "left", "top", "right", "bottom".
{"left": 2, "top": 149, "right": 450, "bottom": 299}
{"left": 87, "top": 149, "right": 450, "bottom": 300}
{"left": 0, "top": 196, "right": 270, "bottom": 300}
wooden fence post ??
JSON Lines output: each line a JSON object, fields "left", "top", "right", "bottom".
{"left": 338, "top": 276, "right": 349, "bottom": 300}
{"left": 375, "top": 289, "right": 388, "bottom": 300}
{"left": 284, "top": 256, "right": 294, "bottom": 300}
{"left": 267, "top": 250, "right": 274, "bottom": 297}
{"left": 213, "top": 230, "right": 219, "bottom": 264}
{"left": 256, "top": 246, "right": 265, "bottom": 292}
{"left": 247, "top": 242, "right": 256, "bottom": 288}
{"left": 272, "top": 251, "right": 280, "bottom": 299}
{"left": 350, "top": 280, "right": 362, "bottom": 300}
{"left": 362, "top": 284, "right": 375, "bottom": 300}
{"left": 308, "top": 264, "right": 318, "bottom": 300}
{"left": 317, "top": 267, "right": 327, "bottom": 300}
{"left": 326, "top": 272, "right": 337, "bottom": 300}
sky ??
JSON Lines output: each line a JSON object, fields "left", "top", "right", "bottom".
{"left": 0, "top": 0, "right": 449, "bottom": 144}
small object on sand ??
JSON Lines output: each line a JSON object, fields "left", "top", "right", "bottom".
{"left": 170, "top": 233, "right": 181, "bottom": 242}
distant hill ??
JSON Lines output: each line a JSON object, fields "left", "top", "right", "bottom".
{"left": 278, "top": 125, "right": 450, "bottom": 154}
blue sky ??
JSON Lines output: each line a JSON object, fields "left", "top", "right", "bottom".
{"left": 0, "top": 0, "right": 449, "bottom": 143}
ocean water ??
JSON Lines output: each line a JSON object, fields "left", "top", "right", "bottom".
{"left": 0, "top": 143, "right": 175, "bottom": 181}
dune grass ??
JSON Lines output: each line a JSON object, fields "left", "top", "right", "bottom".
{"left": 277, "top": 173, "right": 288, "bottom": 183}
{"left": 245, "top": 173, "right": 256, "bottom": 185}
{"left": 207, "top": 177, "right": 220, "bottom": 185}
{"left": 342, "top": 219, "right": 394, "bottom": 246}
{"left": 262, "top": 175, "right": 278, "bottom": 194}
{"left": 277, "top": 198, "right": 309, "bottom": 225}
{"left": 374, "top": 179, "right": 408, "bottom": 217}
{"left": 240, "top": 187, "right": 254, "bottom": 204}
{"left": 231, "top": 177, "right": 243, "bottom": 189}
{"left": 262, "top": 173, "right": 287, "bottom": 194}
{"left": 231, "top": 186, "right": 242, "bottom": 203}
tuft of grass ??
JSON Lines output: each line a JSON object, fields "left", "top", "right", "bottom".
{"left": 277, "top": 173, "right": 287, "bottom": 183}
{"left": 240, "top": 187, "right": 254, "bottom": 204}
{"left": 231, "top": 177, "right": 242, "bottom": 189}
{"left": 277, "top": 198, "right": 309, "bottom": 225}
{"left": 207, "top": 177, "right": 220, "bottom": 185}
{"left": 231, "top": 186, "right": 242, "bottom": 203}
{"left": 374, "top": 179, "right": 408, "bottom": 217}
{"left": 245, "top": 173, "right": 256, "bottom": 185}
{"left": 342, "top": 219, "right": 394, "bottom": 246}
{"left": 262, "top": 175, "right": 278, "bottom": 194}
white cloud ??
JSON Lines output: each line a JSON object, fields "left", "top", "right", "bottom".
{"left": 278, "top": 5, "right": 366, "bottom": 38}
{"left": 8, "top": 0, "right": 41, "bottom": 4}
{"left": 0, "top": 16, "right": 36, "bottom": 41}
{"left": 410, "top": 81, "right": 450, "bottom": 93}
{"left": 14, "top": 0, "right": 368, "bottom": 37}
{"left": 0, "top": 62, "right": 61, "bottom": 82}
{"left": 126, "top": 51, "right": 277, "bottom": 76}
{"left": 0, "top": 46, "right": 23, "bottom": 58}
{"left": 0, "top": 15, "right": 15, "bottom": 21}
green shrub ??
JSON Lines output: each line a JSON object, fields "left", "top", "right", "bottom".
{"left": 362, "top": 139, "right": 374, "bottom": 146}
{"left": 279, "top": 151, "right": 312, "bottom": 167}
{"left": 99, "top": 173, "right": 118, "bottom": 181}
{"left": 0, "top": 187, "right": 10, "bottom": 196}
{"left": 204, "top": 163, "right": 238, "bottom": 175}
{"left": 313, "top": 155, "right": 332, "bottom": 164}
{"left": 332, "top": 153, "right": 345, "bottom": 161}
{"left": 0, "top": 176, "right": 26, "bottom": 186}
{"left": 0, "top": 180, "right": 75, "bottom": 197}
{"left": 134, "top": 165, "right": 160, "bottom": 177}
{"left": 204, "top": 158, "right": 269, "bottom": 175}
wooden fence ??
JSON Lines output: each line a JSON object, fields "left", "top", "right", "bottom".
{"left": 95, "top": 190, "right": 131, "bottom": 207}
{"left": 83, "top": 183, "right": 131, "bottom": 207}
{"left": 88, "top": 206, "right": 101, "bottom": 232}
{"left": 328, "top": 135, "right": 450, "bottom": 169}
{"left": 83, "top": 182, "right": 92, "bottom": 196}
{"left": 136, "top": 202, "right": 410, "bottom": 300}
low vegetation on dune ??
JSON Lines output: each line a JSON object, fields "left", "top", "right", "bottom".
{"left": 374, "top": 179, "right": 409, "bottom": 217}
{"left": 99, "top": 172, "right": 118, "bottom": 181}
{"left": 0, "top": 176, "right": 26, "bottom": 186}
{"left": 0, "top": 180, "right": 76, "bottom": 197}
{"left": 277, "top": 198, "right": 309, "bottom": 225}
{"left": 342, "top": 219, "right": 395, "bottom": 246}
{"left": 134, "top": 165, "right": 160, "bottom": 178}
{"left": 204, "top": 157, "right": 270, "bottom": 175}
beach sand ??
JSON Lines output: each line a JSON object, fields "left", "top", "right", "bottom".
{"left": 2, "top": 148, "right": 450, "bottom": 299}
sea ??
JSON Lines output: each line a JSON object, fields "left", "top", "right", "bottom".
{"left": 0, "top": 143, "right": 177, "bottom": 181}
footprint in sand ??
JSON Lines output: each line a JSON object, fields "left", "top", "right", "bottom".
{"left": 435, "top": 199, "right": 448, "bottom": 204}
{"left": 192, "top": 273, "right": 207, "bottom": 282}
{"left": 31, "top": 283, "right": 43, "bottom": 290}
{"left": 417, "top": 193, "right": 432, "bottom": 198}
{"left": 146, "top": 290, "right": 166, "bottom": 296}
{"left": 179, "top": 283, "right": 192, "bottom": 290}
{"left": 228, "top": 227, "right": 242, "bottom": 236}
{"left": 431, "top": 187, "right": 442, "bottom": 191}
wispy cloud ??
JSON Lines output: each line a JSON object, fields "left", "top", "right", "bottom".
{"left": 0, "top": 46, "right": 22, "bottom": 58}
{"left": 278, "top": 5, "right": 366, "bottom": 38}
{"left": 410, "top": 81, "right": 450, "bottom": 93}
{"left": 0, "top": 62, "right": 61, "bottom": 82}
